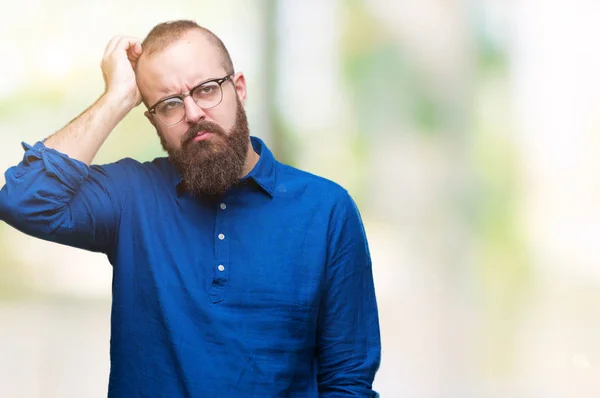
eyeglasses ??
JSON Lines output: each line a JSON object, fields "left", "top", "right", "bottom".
{"left": 148, "top": 74, "right": 233, "bottom": 126}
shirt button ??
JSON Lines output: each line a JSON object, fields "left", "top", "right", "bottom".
{"left": 218, "top": 233, "right": 225, "bottom": 240}
{"left": 220, "top": 203, "right": 227, "bottom": 210}
{"left": 218, "top": 265, "right": 225, "bottom": 272}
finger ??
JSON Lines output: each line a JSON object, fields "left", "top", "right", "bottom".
{"left": 101, "top": 37, "right": 121, "bottom": 69}
{"left": 114, "top": 36, "right": 142, "bottom": 56}
{"left": 104, "top": 35, "right": 123, "bottom": 56}
{"left": 126, "top": 41, "right": 143, "bottom": 64}
{"left": 124, "top": 40, "right": 143, "bottom": 69}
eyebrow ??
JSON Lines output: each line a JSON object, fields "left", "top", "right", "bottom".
{"left": 155, "top": 77, "right": 216, "bottom": 103}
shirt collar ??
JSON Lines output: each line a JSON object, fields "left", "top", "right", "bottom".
{"left": 175, "top": 136, "right": 276, "bottom": 197}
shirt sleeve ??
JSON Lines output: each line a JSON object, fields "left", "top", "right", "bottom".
{"left": 0, "top": 141, "right": 133, "bottom": 254}
{"left": 316, "top": 190, "right": 382, "bottom": 397}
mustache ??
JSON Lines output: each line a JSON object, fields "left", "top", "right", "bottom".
{"left": 181, "top": 121, "right": 227, "bottom": 145}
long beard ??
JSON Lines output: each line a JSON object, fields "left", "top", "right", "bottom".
{"left": 159, "top": 98, "right": 250, "bottom": 198}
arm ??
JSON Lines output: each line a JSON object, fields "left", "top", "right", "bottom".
{"left": 0, "top": 144, "right": 137, "bottom": 253}
{"left": 45, "top": 36, "right": 142, "bottom": 165}
{"left": 45, "top": 90, "right": 137, "bottom": 165}
{"left": 0, "top": 36, "right": 142, "bottom": 252}
{"left": 316, "top": 192, "right": 381, "bottom": 397}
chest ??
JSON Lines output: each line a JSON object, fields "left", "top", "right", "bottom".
{"left": 121, "top": 189, "right": 330, "bottom": 310}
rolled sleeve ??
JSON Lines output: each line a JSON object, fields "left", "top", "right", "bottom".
{"left": 0, "top": 141, "right": 130, "bottom": 254}
{"left": 18, "top": 141, "right": 90, "bottom": 190}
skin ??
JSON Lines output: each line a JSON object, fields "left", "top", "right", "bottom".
{"left": 43, "top": 36, "right": 143, "bottom": 165}
{"left": 43, "top": 30, "right": 259, "bottom": 177}
{"left": 136, "top": 29, "right": 259, "bottom": 176}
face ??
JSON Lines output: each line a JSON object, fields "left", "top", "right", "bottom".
{"left": 136, "top": 30, "right": 251, "bottom": 197}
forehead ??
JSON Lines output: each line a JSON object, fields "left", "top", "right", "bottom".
{"left": 137, "top": 30, "right": 225, "bottom": 101}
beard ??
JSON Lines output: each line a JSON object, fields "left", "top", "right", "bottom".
{"left": 157, "top": 97, "right": 250, "bottom": 198}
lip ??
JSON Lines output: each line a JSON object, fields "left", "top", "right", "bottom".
{"left": 192, "top": 131, "right": 213, "bottom": 142}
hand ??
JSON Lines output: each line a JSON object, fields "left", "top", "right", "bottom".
{"left": 101, "top": 36, "right": 143, "bottom": 109}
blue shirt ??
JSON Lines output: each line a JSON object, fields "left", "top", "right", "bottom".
{"left": 0, "top": 136, "right": 381, "bottom": 397}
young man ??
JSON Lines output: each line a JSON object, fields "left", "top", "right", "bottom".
{"left": 0, "top": 20, "right": 381, "bottom": 397}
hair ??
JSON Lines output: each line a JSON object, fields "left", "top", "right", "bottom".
{"left": 141, "top": 19, "right": 234, "bottom": 74}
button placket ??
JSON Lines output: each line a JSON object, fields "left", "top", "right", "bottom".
{"left": 210, "top": 201, "right": 230, "bottom": 303}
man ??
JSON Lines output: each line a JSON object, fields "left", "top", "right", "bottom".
{"left": 0, "top": 20, "right": 380, "bottom": 397}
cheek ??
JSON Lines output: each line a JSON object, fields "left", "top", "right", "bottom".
{"left": 208, "top": 103, "right": 237, "bottom": 132}
{"left": 159, "top": 125, "right": 187, "bottom": 149}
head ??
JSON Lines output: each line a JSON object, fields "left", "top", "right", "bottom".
{"left": 135, "top": 20, "right": 252, "bottom": 198}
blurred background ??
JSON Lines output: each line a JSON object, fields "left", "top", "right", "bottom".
{"left": 2, "top": 0, "right": 600, "bottom": 396}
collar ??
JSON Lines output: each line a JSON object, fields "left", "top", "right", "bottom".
{"left": 175, "top": 136, "right": 276, "bottom": 197}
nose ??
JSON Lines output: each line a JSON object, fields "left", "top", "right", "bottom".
{"left": 183, "top": 96, "right": 206, "bottom": 124}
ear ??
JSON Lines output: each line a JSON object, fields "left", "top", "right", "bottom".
{"left": 232, "top": 72, "right": 247, "bottom": 106}
{"left": 145, "top": 111, "right": 157, "bottom": 127}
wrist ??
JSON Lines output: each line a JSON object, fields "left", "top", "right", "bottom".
{"left": 101, "top": 89, "right": 139, "bottom": 116}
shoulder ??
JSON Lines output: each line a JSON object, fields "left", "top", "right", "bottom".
{"left": 93, "top": 156, "right": 170, "bottom": 172}
{"left": 90, "top": 156, "right": 176, "bottom": 187}
{"left": 274, "top": 161, "right": 358, "bottom": 213}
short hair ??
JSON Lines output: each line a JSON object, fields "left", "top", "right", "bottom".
{"left": 140, "top": 19, "right": 234, "bottom": 74}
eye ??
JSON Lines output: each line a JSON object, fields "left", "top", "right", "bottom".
{"left": 194, "top": 82, "right": 219, "bottom": 97}
{"left": 157, "top": 98, "right": 184, "bottom": 113}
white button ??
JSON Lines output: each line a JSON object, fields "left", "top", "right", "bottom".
{"left": 220, "top": 203, "right": 227, "bottom": 210}
{"left": 218, "top": 265, "right": 225, "bottom": 272}
{"left": 218, "top": 233, "right": 225, "bottom": 240}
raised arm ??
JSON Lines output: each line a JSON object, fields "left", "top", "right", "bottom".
{"left": 0, "top": 36, "right": 143, "bottom": 253}
{"left": 45, "top": 36, "right": 142, "bottom": 165}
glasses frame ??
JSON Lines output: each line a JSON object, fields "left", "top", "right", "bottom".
{"left": 147, "top": 74, "right": 234, "bottom": 126}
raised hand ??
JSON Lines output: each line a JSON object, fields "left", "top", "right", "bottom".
{"left": 101, "top": 36, "right": 143, "bottom": 109}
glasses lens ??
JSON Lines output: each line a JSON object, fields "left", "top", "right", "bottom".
{"left": 156, "top": 99, "right": 185, "bottom": 125}
{"left": 192, "top": 81, "right": 223, "bottom": 109}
